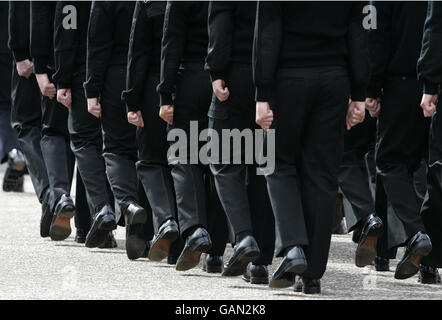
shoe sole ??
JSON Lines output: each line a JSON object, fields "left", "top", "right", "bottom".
{"left": 395, "top": 245, "right": 433, "bottom": 280}
{"left": 269, "top": 260, "right": 308, "bottom": 289}
{"left": 204, "top": 265, "right": 223, "bottom": 273}
{"left": 49, "top": 205, "right": 75, "bottom": 241}
{"left": 355, "top": 223, "right": 383, "bottom": 268}
{"left": 222, "top": 248, "right": 260, "bottom": 277}
{"left": 303, "top": 287, "right": 321, "bottom": 294}
{"left": 40, "top": 205, "right": 53, "bottom": 238}
{"left": 176, "top": 238, "right": 211, "bottom": 272}
{"left": 2, "top": 168, "right": 24, "bottom": 192}
{"left": 85, "top": 215, "right": 117, "bottom": 248}
{"left": 242, "top": 275, "right": 269, "bottom": 285}
{"left": 148, "top": 227, "right": 179, "bottom": 262}
{"left": 126, "top": 228, "right": 146, "bottom": 260}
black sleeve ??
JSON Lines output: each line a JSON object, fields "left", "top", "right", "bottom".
{"left": 252, "top": 1, "right": 282, "bottom": 102}
{"left": 205, "top": 1, "right": 235, "bottom": 82}
{"left": 30, "top": 1, "right": 53, "bottom": 74}
{"left": 417, "top": 1, "right": 442, "bottom": 95}
{"left": 8, "top": 1, "right": 31, "bottom": 62}
{"left": 122, "top": 1, "right": 153, "bottom": 112}
{"left": 366, "top": 1, "right": 392, "bottom": 98}
{"left": 84, "top": 1, "right": 113, "bottom": 99}
{"left": 53, "top": 1, "right": 79, "bottom": 89}
{"left": 347, "top": 2, "right": 370, "bottom": 102}
{"left": 157, "top": 1, "right": 190, "bottom": 106}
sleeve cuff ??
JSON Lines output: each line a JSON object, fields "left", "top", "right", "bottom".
{"left": 159, "top": 93, "right": 173, "bottom": 106}
{"left": 32, "top": 56, "right": 49, "bottom": 75}
{"left": 255, "top": 86, "right": 273, "bottom": 102}
{"left": 423, "top": 81, "right": 439, "bottom": 95}
{"left": 121, "top": 90, "right": 140, "bottom": 112}
{"left": 210, "top": 71, "right": 225, "bottom": 83}
{"left": 84, "top": 88, "right": 100, "bottom": 99}
{"left": 13, "top": 50, "right": 30, "bottom": 63}
{"left": 351, "top": 86, "right": 366, "bottom": 102}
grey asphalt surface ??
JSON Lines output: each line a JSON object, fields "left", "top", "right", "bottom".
{"left": 0, "top": 163, "right": 441, "bottom": 300}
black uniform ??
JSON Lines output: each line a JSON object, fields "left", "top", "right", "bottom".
{"left": 253, "top": 1, "right": 369, "bottom": 279}
{"left": 8, "top": 1, "right": 49, "bottom": 203}
{"left": 30, "top": 1, "right": 75, "bottom": 211}
{"left": 417, "top": 0, "right": 442, "bottom": 268}
{"left": 205, "top": 1, "right": 274, "bottom": 266}
{"left": 367, "top": 1, "right": 429, "bottom": 243}
{"left": 53, "top": 1, "right": 113, "bottom": 232}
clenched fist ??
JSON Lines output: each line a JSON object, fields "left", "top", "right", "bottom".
{"left": 35, "top": 73, "right": 56, "bottom": 100}
{"left": 159, "top": 105, "right": 174, "bottom": 125}
{"left": 57, "top": 89, "right": 72, "bottom": 109}
{"left": 16, "top": 59, "right": 34, "bottom": 79}
{"left": 87, "top": 98, "right": 102, "bottom": 118}
{"left": 256, "top": 101, "right": 274, "bottom": 132}
{"left": 212, "top": 79, "right": 230, "bottom": 102}
{"left": 127, "top": 111, "right": 144, "bottom": 127}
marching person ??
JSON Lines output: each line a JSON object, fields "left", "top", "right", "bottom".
{"left": 366, "top": 1, "right": 432, "bottom": 280}
{"left": 417, "top": 0, "right": 442, "bottom": 284}
{"left": 253, "top": 1, "right": 369, "bottom": 293}
{"left": 205, "top": 1, "right": 275, "bottom": 282}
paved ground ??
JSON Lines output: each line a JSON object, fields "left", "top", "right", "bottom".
{"left": 0, "top": 163, "right": 441, "bottom": 300}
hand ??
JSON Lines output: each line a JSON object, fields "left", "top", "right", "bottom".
{"left": 127, "top": 111, "right": 144, "bottom": 127}
{"left": 420, "top": 93, "right": 438, "bottom": 118}
{"left": 212, "top": 79, "right": 230, "bottom": 102}
{"left": 16, "top": 59, "right": 34, "bottom": 79}
{"left": 87, "top": 98, "right": 102, "bottom": 118}
{"left": 159, "top": 105, "right": 174, "bottom": 125}
{"left": 57, "top": 89, "right": 72, "bottom": 109}
{"left": 365, "top": 97, "right": 381, "bottom": 118}
{"left": 35, "top": 73, "right": 56, "bottom": 99}
{"left": 256, "top": 101, "right": 274, "bottom": 132}
{"left": 346, "top": 100, "right": 366, "bottom": 130}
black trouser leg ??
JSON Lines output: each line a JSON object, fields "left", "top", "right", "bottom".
{"left": 74, "top": 171, "right": 92, "bottom": 232}
{"left": 10, "top": 67, "right": 49, "bottom": 202}
{"left": 101, "top": 66, "right": 139, "bottom": 214}
{"left": 136, "top": 73, "right": 176, "bottom": 233}
{"left": 69, "top": 79, "right": 110, "bottom": 214}
{"left": 376, "top": 77, "right": 428, "bottom": 239}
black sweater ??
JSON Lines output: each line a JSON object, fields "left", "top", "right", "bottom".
{"left": 122, "top": 1, "right": 166, "bottom": 112}
{"left": 84, "top": 1, "right": 135, "bottom": 99}
{"left": 53, "top": 1, "right": 91, "bottom": 89}
{"left": 253, "top": 1, "right": 369, "bottom": 102}
{"left": 417, "top": 1, "right": 442, "bottom": 95}
{"left": 157, "top": 1, "right": 209, "bottom": 106}
{"left": 8, "top": 1, "right": 31, "bottom": 63}
{"left": 367, "top": 1, "right": 428, "bottom": 98}
{"left": 205, "top": 1, "right": 256, "bottom": 82}
{"left": 0, "top": 3, "right": 10, "bottom": 55}
{"left": 30, "top": 1, "right": 56, "bottom": 75}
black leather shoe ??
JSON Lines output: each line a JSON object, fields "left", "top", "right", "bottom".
{"left": 2, "top": 149, "right": 25, "bottom": 192}
{"left": 293, "top": 275, "right": 303, "bottom": 292}
{"left": 352, "top": 227, "right": 362, "bottom": 244}
{"left": 269, "top": 246, "right": 307, "bottom": 288}
{"left": 99, "top": 232, "right": 117, "bottom": 249}
{"left": 418, "top": 265, "right": 441, "bottom": 284}
{"left": 301, "top": 277, "right": 321, "bottom": 294}
{"left": 355, "top": 214, "right": 383, "bottom": 267}
{"left": 40, "top": 189, "right": 53, "bottom": 238}
{"left": 142, "top": 241, "right": 152, "bottom": 258}
{"left": 242, "top": 263, "right": 269, "bottom": 284}
{"left": 375, "top": 256, "right": 390, "bottom": 272}
{"left": 125, "top": 203, "right": 147, "bottom": 260}
{"left": 202, "top": 254, "right": 223, "bottom": 273}
{"left": 85, "top": 204, "right": 117, "bottom": 248}
{"left": 395, "top": 232, "right": 432, "bottom": 280}
{"left": 222, "top": 236, "right": 260, "bottom": 277}
{"left": 49, "top": 194, "right": 76, "bottom": 241}
{"left": 148, "top": 219, "right": 179, "bottom": 262}
{"left": 176, "top": 228, "right": 211, "bottom": 271}
{"left": 167, "top": 254, "right": 179, "bottom": 265}
{"left": 75, "top": 229, "right": 88, "bottom": 244}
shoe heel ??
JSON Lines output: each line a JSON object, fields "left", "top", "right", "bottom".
{"left": 59, "top": 205, "right": 76, "bottom": 219}
{"left": 286, "top": 259, "right": 308, "bottom": 275}
{"left": 191, "top": 236, "right": 212, "bottom": 253}
{"left": 163, "top": 226, "right": 179, "bottom": 241}
{"left": 414, "top": 244, "right": 432, "bottom": 257}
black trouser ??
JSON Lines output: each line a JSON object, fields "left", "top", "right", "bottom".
{"left": 266, "top": 66, "right": 349, "bottom": 279}
{"left": 167, "top": 65, "right": 220, "bottom": 237}
{"left": 10, "top": 66, "right": 49, "bottom": 202}
{"left": 136, "top": 73, "right": 177, "bottom": 233}
{"left": 209, "top": 64, "right": 275, "bottom": 266}
{"left": 375, "top": 76, "right": 429, "bottom": 240}
{"left": 74, "top": 171, "right": 93, "bottom": 232}
{"left": 69, "top": 71, "right": 111, "bottom": 215}
{"left": 421, "top": 98, "right": 442, "bottom": 267}
{"left": 101, "top": 65, "right": 138, "bottom": 214}
{"left": 339, "top": 115, "right": 377, "bottom": 231}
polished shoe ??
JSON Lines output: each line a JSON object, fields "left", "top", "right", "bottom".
{"left": 141, "top": 241, "right": 152, "bottom": 258}
{"left": 301, "top": 277, "right": 321, "bottom": 294}
{"left": 49, "top": 194, "right": 76, "bottom": 241}
{"left": 269, "top": 246, "right": 307, "bottom": 288}
{"left": 167, "top": 254, "right": 179, "bottom": 265}
{"left": 242, "top": 263, "right": 269, "bottom": 284}
{"left": 202, "top": 254, "right": 223, "bottom": 273}
{"left": 352, "top": 227, "right": 362, "bottom": 244}
{"left": 40, "top": 189, "right": 53, "bottom": 238}
{"left": 125, "top": 203, "right": 147, "bottom": 260}
{"left": 395, "top": 232, "right": 432, "bottom": 280}
{"left": 355, "top": 214, "right": 383, "bottom": 267}
{"left": 222, "top": 236, "right": 260, "bottom": 277}
{"left": 148, "top": 219, "right": 179, "bottom": 262}
{"left": 418, "top": 266, "right": 441, "bottom": 284}
{"left": 176, "top": 227, "right": 211, "bottom": 271}
{"left": 293, "top": 275, "right": 303, "bottom": 292}
{"left": 85, "top": 204, "right": 117, "bottom": 248}
{"left": 375, "top": 256, "right": 390, "bottom": 272}
{"left": 75, "top": 229, "right": 88, "bottom": 244}
{"left": 2, "top": 149, "right": 25, "bottom": 192}
{"left": 99, "top": 232, "right": 118, "bottom": 249}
